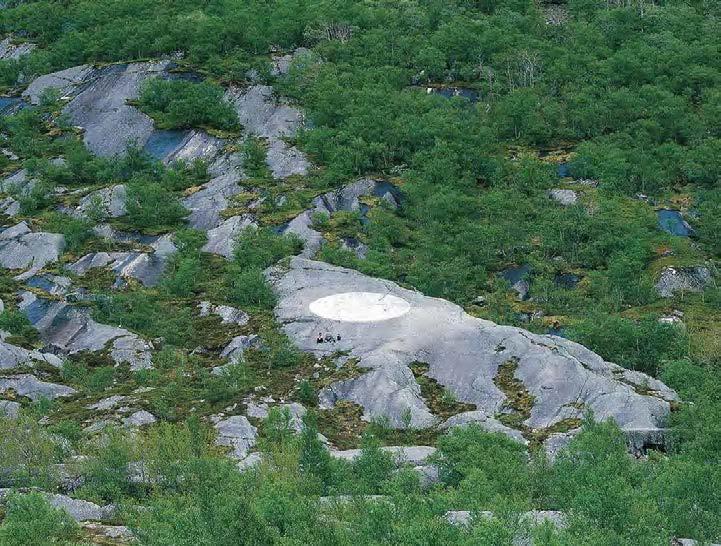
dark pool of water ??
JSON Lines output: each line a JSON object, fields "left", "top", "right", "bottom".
{"left": 547, "top": 326, "right": 567, "bottom": 338}
{"left": 143, "top": 129, "right": 190, "bottom": 160}
{"left": 555, "top": 273, "right": 580, "bottom": 289}
{"left": 428, "top": 87, "right": 480, "bottom": 102}
{"left": 500, "top": 264, "right": 531, "bottom": 285}
{"left": 557, "top": 162, "right": 571, "bottom": 178}
{"left": 0, "top": 97, "right": 22, "bottom": 115}
{"left": 657, "top": 209, "right": 692, "bottom": 237}
{"left": 26, "top": 275, "right": 57, "bottom": 293}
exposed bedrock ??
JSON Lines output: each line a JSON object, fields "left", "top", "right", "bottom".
{"left": 271, "top": 258, "right": 678, "bottom": 451}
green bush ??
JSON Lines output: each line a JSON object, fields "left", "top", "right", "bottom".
{"left": 124, "top": 177, "right": 188, "bottom": 231}
{"left": 137, "top": 79, "right": 240, "bottom": 132}
{"left": 0, "top": 492, "right": 79, "bottom": 546}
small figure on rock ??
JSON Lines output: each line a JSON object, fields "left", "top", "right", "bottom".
{"left": 337, "top": 334, "right": 342, "bottom": 341}
{"left": 316, "top": 333, "right": 324, "bottom": 344}
{"left": 324, "top": 334, "right": 335, "bottom": 343}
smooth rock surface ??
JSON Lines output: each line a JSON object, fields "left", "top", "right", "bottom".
{"left": 75, "top": 185, "right": 127, "bottom": 219}
{"left": 202, "top": 214, "right": 257, "bottom": 258}
{"left": 0, "top": 37, "right": 35, "bottom": 60}
{"left": 0, "top": 222, "right": 65, "bottom": 273}
{"left": 272, "top": 258, "right": 677, "bottom": 448}
{"left": 23, "top": 64, "right": 94, "bottom": 105}
{"left": 548, "top": 189, "right": 577, "bottom": 206}
{"left": 62, "top": 61, "right": 170, "bottom": 156}
{"left": 0, "top": 374, "right": 75, "bottom": 401}
{"left": 214, "top": 415, "right": 258, "bottom": 460}
{"left": 0, "top": 399, "right": 20, "bottom": 418}
{"left": 441, "top": 410, "right": 528, "bottom": 444}
{"left": 0, "top": 339, "right": 64, "bottom": 370}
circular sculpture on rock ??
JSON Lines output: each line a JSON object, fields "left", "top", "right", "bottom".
{"left": 309, "top": 292, "right": 411, "bottom": 323}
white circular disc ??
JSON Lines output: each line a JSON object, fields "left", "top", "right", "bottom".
{"left": 309, "top": 292, "right": 411, "bottom": 323}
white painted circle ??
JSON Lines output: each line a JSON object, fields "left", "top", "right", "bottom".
{"left": 309, "top": 292, "right": 411, "bottom": 322}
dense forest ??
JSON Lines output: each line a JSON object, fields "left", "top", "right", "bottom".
{"left": 0, "top": 0, "right": 720, "bottom": 544}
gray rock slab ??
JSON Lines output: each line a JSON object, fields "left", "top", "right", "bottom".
{"left": 656, "top": 266, "right": 713, "bottom": 298}
{"left": 272, "top": 257, "right": 677, "bottom": 447}
{"left": 164, "top": 130, "right": 225, "bottom": 165}
{"left": 0, "top": 399, "right": 20, "bottom": 418}
{"left": 441, "top": 410, "right": 527, "bottom": 444}
{"left": 266, "top": 138, "right": 310, "bottom": 178}
{"left": 75, "top": 184, "right": 127, "bottom": 219}
{"left": 23, "top": 64, "right": 94, "bottom": 105}
{"left": 214, "top": 415, "right": 258, "bottom": 460}
{"left": 183, "top": 169, "right": 246, "bottom": 230}
{"left": 226, "top": 85, "right": 303, "bottom": 139}
{"left": 45, "top": 493, "right": 115, "bottom": 522}
{"left": 0, "top": 222, "right": 65, "bottom": 272}
{"left": 198, "top": 302, "right": 249, "bottom": 325}
{"left": 330, "top": 446, "right": 436, "bottom": 465}
{"left": 63, "top": 61, "right": 170, "bottom": 157}
{"left": 86, "top": 395, "right": 127, "bottom": 411}
{"left": 548, "top": 189, "right": 578, "bottom": 206}
{"left": 202, "top": 214, "right": 257, "bottom": 258}
{"left": 0, "top": 37, "right": 35, "bottom": 61}
{"left": 18, "top": 291, "right": 153, "bottom": 369}
{"left": 122, "top": 410, "right": 156, "bottom": 427}
{"left": 0, "top": 374, "right": 75, "bottom": 401}
{"left": 0, "top": 339, "right": 63, "bottom": 370}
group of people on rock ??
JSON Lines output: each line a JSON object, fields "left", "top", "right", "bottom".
{"left": 316, "top": 332, "right": 342, "bottom": 344}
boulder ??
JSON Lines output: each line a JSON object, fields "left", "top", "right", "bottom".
{"left": 122, "top": 410, "right": 157, "bottom": 428}
{"left": 198, "top": 302, "right": 249, "bottom": 325}
{"left": 0, "top": 338, "right": 63, "bottom": 370}
{"left": 75, "top": 185, "right": 127, "bottom": 219}
{"left": 0, "top": 222, "right": 65, "bottom": 273}
{"left": 271, "top": 257, "right": 677, "bottom": 450}
{"left": 0, "top": 37, "right": 35, "bottom": 61}
{"left": 440, "top": 410, "right": 527, "bottom": 444}
{"left": 214, "top": 415, "right": 258, "bottom": 460}
{"left": 183, "top": 167, "right": 246, "bottom": 230}
{"left": 215, "top": 335, "right": 262, "bottom": 369}
{"left": 110, "top": 335, "right": 153, "bottom": 371}
{"left": 202, "top": 214, "right": 257, "bottom": 258}
{"left": 86, "top": 395, "right": 127, "bottom": 411}
{"left": 656, "top": 266, "right": 713, "bottom": 298}
{"left": 0, "top": 374, "right": 75, "bottom": 401}
{"left": 548, "top": 189, "right": 577, "bottom": 206}
{"left": 163, "top": 130, "right": 225, "bottom": 165}
{"left": 271, "top": 47, "right": 312, "bottom": 76}
{"left": 0, "top": 399, "right": 20, "bottom": 418}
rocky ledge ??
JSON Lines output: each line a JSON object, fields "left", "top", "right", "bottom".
{"left": 270, "top": 258, "right": 678, "bottom": 453}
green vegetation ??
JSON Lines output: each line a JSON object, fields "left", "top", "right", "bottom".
{"left": 137, "top": 79, "right": 240, "bottom": 132}
{"left": 1, "top": 0, "right": 721, "bottom": 544}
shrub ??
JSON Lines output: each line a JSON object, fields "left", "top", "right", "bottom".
{"left": 137, "top": 79, "right": 239, "bottom": 132}
{"left": 0, "top": 492, "right": 78, "bottom": 546}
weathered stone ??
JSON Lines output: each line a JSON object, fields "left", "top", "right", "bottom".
{"left": 86, "top": 395, "right": 127, "bottom": 411}
{"left": 271, "top": 47, "right": 312, "bottom": 76}
{"left": 542, "top": 429, "right": 580, "bottom": 462}
{"left": 75, "top": 185, "right": 127, "bottom": 219}
{"left": 110, "top": 336, "right": 153, "bottom": 371}
{"left": 548, "top": 189, "right": 577, "bottom": 206}
{"left": 0, "top": 222, "right": 65, "bottom": 273}
{"left": 282, "top": 178, "right": 400, "bottom": 257}
{"left": 0, "top": 338, "right": 63, "bottom": 370}
{"left": 0, "top": 374, "right": 75, "bottom": 401}
{"left": 202, "top": 214, "right": 257, "bottom": 258}
{"left": 82, "top": 523, "right": 134, "bottom": 544}
{"left": 441, "top": 411, "right": 527, "bottom": 444}
{"left": 0, "top": 37, "right": 35, "bottom": 61}
{"left": 198, "top": 302, "right": 250, "bottom": 325}
{"left": 330, "top": 446, "right": 436, "bottom": 465}
{"left": 122, "top": 410, "right": 157, "bottom": 428}
{"left": 225, "top": 84, "right": 309, "bottom": 178}
{"left": 45, "top": 493, "right": 115, "bottom": 522}
{"left": 218, "top": 334, "right": 262, "bottom": 364}
{"left": 272, "top": 258, "right": 677, "bottom": 449}
{"left": 656, "top": 266, "right": 713, "bottom": 298}
{"left": 19, "top": 291, "right": 153, "bottom": 369}
{"left": 214, "top": 415, "right": 258, "bottom": 460}
{"left": 62, "top": 61, "right": 170, "bottom": 157}
{"left": 0, "top": 399, "right": 20, "bottom": 418}
{"left": 23, "top": 65, "right": 94, "bottom": 105}
{"left": 163, "top": 130, "right": 225, "bottom": 165}
{"left": 183, "top": 167, "right": 246, "bottom": 230}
